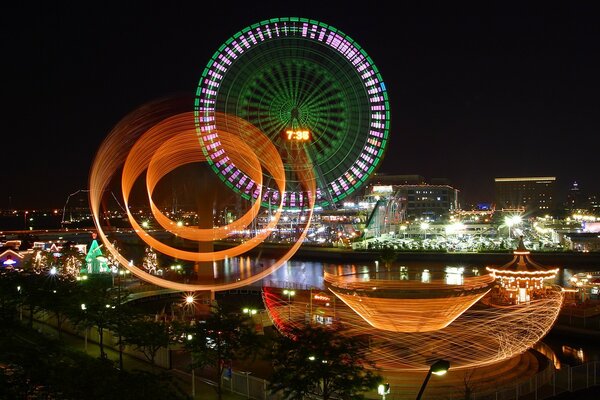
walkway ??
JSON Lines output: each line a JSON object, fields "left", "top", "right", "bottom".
{"left": 32, "top": 320, "right": 247, "bottom": 400}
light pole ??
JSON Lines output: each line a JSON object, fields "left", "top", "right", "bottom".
{"left": 416, "top": 359, "right": 450, "bottom": 400}
{"left": 420, "top": 222, "right": 430, "bottom": 240}
{"left": 283, "top": 289, "right": 295, "bottom": 321}
{"left": 16, "top": 285, "right": 22, "bottom": 321}
{"left": 400, "top": 224, "right": 407, "bottom": 239}
{"left": 187, "top": 334, "right": 195, "bottom": 398}
{"left": 184, "top": 293, "right": 196, "bottom": 319}
{"left": 81, "top": 303, "right": 88, "bottom": 351}
{"left": 378, "top": 383, "right": 391, "bottom": 400}
{"left": 504, "top": 215, "right": 522, "bottom": 240}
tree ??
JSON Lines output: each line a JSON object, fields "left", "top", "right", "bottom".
{"left": 269, "top": 324, "right": 382, "bottom": 400}
{"left": 0, "top": 270, "right": 21, "bottom": 331}
{"left": 20, "top": 272, "right": 53, "bottom": 329}
{"left": 43, "top": 277, "right": 80, "bottom": 340}
{"left": 121, "top": 318, "right": 172, "bottom": 370}
{"left": 378, "top": 247, "right": 398, "bottom": 270}
{"left": 184, "top": 304, "right": 258, "bottom": 400}
{"left": 71, "top": 274, "right": 118, "bottom": 359}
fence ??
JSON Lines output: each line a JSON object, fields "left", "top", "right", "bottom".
{"left": 472, "top": 361, "right": 599, "bottom": 400}
{"left": 221, "top": 362, "right": 600, "bottom": 400}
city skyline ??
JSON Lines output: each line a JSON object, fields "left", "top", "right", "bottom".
{"left": 5, "top": 3, "right": 599, "bottom": 209}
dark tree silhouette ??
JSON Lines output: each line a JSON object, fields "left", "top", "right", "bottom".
{"left": 184, "top": 304, "right": 258, "bottom": 400}
{"left": 270, "top": 324, "right": 382, "bottom": 400}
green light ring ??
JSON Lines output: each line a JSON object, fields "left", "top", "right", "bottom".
{"left": 195, "top": 17, "right": 390, "bottom": 207}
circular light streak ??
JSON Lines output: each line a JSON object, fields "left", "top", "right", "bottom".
{"left": 263, "top": 285, "right": 563, "bottom": 371}
{"left": 195, "top": 17, "right": 390, "bottom": 208}
{"left": 89, "top": 100, "right": 317, "bottom": 291}
{"left": 324, "top": 272, "right": 495, "bottom": 332}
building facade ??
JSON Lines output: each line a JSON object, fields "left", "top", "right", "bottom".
{"left": 364, "top": 174, "right": 459, "bottom": 222}
{"left": 494, "top": 177, "right": 556, "bottom": 215}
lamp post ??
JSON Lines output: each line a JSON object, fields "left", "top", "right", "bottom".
{"left": 420, "top": 222, "right": 430, "bottom": 240}
{"left": 187, "top": 334, "right": 195, "bottom": 398}
{"left": 185, "top": 294, "right": 196, "bottom": 320}
{"left": 283, "top": 289, "right": 295, "bottom": 321}
{"left": 378, "top": 383, "right": 391, "bottom": 400}
{"left": 416, "top": 359, "right": 450, "bottom": 400}
{"left": 504, "top": 215, "right": 522, "bottom": 239}
{"left": 81, "top": 303, "right": 88, "bottom": 351}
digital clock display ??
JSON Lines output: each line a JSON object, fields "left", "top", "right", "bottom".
{"left": 285, "top": 130, "right": 311, "bottom": 141}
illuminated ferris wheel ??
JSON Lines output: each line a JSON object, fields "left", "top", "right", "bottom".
{"left": 195, "top": 17, "right": 391, "bottom": 208}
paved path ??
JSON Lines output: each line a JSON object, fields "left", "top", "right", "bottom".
{"left": 32, "top": 320, "right": 248, "bottom": 400}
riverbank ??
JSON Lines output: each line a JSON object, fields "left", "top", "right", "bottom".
{"left": 215, "top": 241, "right": 600, "bottom": 267}
{"left": 4, "top": 228, "right": 600, "bottom": 267}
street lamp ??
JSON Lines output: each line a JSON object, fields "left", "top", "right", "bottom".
{"left": 504, "top": 215, "right": 522, "bottom": 239}
{"left": 187, "top": 333, "right": 195, "bottom": 397}
{"left": 283, "top": 289, "right": 295, "bottom": 320}
{"left": 184, "top": 293, "right": 196, "bottom": 319}
{"left": 81, "top": 303, "right": 88, "bottom": 351}
{"left": 400, "top": 224, "right": 407, "bottom": 239}
{"left": 243, "top": 307, "right": 257, "bottom": 316}
{"left": 420, "top": 222, "right": 430, "bottom": 240}
{"left": 378, "top": 383, "right": 391, "bottom": 400}
{"left": 416, "top": 359, "right": 450, "bottom": 400}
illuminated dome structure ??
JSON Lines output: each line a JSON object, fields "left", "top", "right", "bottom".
{"left": 486, "top": 237, "right": 559, "bottom": 305}
{"left": 323, "top": 267, "right": 494, "bottom": 332}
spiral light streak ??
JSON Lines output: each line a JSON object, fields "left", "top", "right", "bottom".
{"left": 324, "top": 272, "right": 495, "bottom": 332}
{"left": 145, "top": 122, "right": 264, "bottom": 241}
{"left": 263, "top": 286, "right": 563, "bottom": 371}
{"left": 89, "top": 103, "right": 317, "bottom": 291}
{"left": 121, "top": 112, "right": 286, "bottom": 260}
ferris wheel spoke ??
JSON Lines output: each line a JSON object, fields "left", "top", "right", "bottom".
{"left": 195, "top": 17, "right": 390, "bottom": 208}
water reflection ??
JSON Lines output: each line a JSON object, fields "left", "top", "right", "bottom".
{"left": 421, "top": 269, "right": 431, "bottom": 283}
{"left": 261, "top": 261, "right": 481, "bottom": 289}
{"left": 445, "top": 267, "right": 464, "bottom": 285}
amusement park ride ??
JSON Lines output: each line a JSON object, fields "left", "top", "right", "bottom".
{"left": 88, "top": 17, "right": 564, "bottom": 398}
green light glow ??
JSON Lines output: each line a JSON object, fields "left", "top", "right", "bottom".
{"left": 196, "top": 18, "right": 391, "bottom": 208}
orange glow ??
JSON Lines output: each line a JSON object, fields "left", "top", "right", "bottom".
{"left": 263, "top": 285, "right": 563, "bottom": 371}
{"left": 89, "top": 103, "right": 316, "bottom": 291}
{"left": 324, "top": 272, "right": 494, "bottom": 333}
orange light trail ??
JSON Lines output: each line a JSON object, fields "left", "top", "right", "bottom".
{"left": 263, "top": 285, "right": 563, "bottom": 371}
{"left": 89, "top": 102, "right": 316, "bottom": 291}
{"left": 324, "top": 272, "right": 494, "bottom": 332}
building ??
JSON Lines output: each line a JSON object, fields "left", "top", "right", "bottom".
{"left": 494, "top": 177, "right": 556, "bottom": 215}
{"left": 565, "top": 181, "right": 584, "bottom": 211}
{"left": 363, "top": 174, "right": 459, "bottom": 222}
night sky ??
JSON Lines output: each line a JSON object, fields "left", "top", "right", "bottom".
{"left": 5, "top": 2, "right": 599, "bottom": 209}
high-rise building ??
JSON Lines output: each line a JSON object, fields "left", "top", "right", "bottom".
{"left": 565, "top": 181, "right": 585, "bottom": 212}
{"left": 494, "top": 177, "right": 556, "bottom": 215}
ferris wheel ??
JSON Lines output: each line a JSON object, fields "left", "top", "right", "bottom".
{"left": 195, "top": 17, "right": 390, "bottom": 208}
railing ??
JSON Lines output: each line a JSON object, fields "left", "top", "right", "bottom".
{"left": 472, "top": 361, "right": 599, "bottom": 400}
{"left": 220, "top": 362, "right": 600, "bottom": 400}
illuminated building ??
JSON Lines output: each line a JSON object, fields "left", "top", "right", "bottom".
{"left": 494, "top": 176, "right": 556, "bottom": 215}
{"left": 363, "top": 174, "right": 459, "bottom": 222}
{"left": 486, "top": 237, "right": 559, "bottom": 304}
